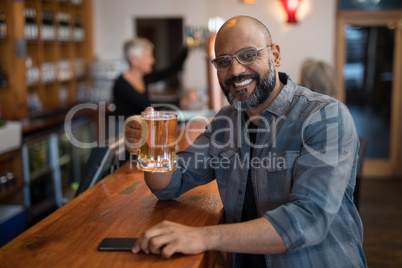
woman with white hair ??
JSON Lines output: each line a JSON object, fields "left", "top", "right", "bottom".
{"left": 112, "top": 37, "right": 188, "bottom": 118}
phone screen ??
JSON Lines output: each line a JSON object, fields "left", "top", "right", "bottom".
{"left": 98, "top": 238, "right": 138, "bottom": 251}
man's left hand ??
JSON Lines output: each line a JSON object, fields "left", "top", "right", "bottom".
{"left": 132, "top": 221, "right": 208, "bottom": 258}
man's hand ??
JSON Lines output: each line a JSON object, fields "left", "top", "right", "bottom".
{"left": 132, "top": 221, "right": 208, "bottom": 259}
{"left": 132, "top": 218, "right": 286, "bottom": 258}
{"left": 124, "top": 107, "right": 153, "bottom": 154}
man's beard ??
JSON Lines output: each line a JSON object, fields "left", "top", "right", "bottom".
{"left": 220, "top": 57, "right": 276, "bottom": 111}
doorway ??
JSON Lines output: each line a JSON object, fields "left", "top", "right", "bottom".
{"left": 344, "top": 25, "right": 394, "bottom": 159}
{"left": 335, "top": 14, "right": 402, "bottom": 177}
{"left": 135, "top": 17, "right": 184, "bottom": 92}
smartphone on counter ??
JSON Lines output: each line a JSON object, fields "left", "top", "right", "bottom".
{"left": 98, "top": 238, "right": 138, "bottom": 251}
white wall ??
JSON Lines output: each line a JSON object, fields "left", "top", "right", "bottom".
{"left": 93, "top": 0, "right": 336, "bottom": 90}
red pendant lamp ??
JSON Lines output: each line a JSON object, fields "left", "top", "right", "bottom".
{"left": 281, "top": 0, "right": 302, "bottom": 24}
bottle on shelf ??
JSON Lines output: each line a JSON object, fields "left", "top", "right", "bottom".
{"left": 27, "top": 93, "right": 43, "bottom": 113}
{"left": 0, "top": 172, "right": 17, "bottom": 194}
{"left": 24, "top": 8, "right": 38, "bottom": 40}
{"left": 57, "top": 12, "right": 71, "bottom": 41}
{"left": 5, "top": 172, "right": 16, "bottom": 188}
{"left": 0, "top": 0, "right": 92, "bottom": 121}
{"left": 41, "top": 62, "right": 57, "bottom": 84}
{"left": 0, "top": 11, "right": 7, "bottom": 39}
{"left": 41, "top": 12, "right": 55, "bottom": 41}
{"left": 58, "top": 59, "right": 72, "bottom": 81}
{"left": 25, "top": 56, "right": 40, "bottom": 86}
{"left": 74, "top": 16, "right": 85, "bottom": 42}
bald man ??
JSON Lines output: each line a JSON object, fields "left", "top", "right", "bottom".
{"left": 126, "top": 16, "right": 367, "bottom": 267}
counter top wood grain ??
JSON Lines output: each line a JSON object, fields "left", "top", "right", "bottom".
{"left": 0, "top": 162, "right": 224, "bottom": 267}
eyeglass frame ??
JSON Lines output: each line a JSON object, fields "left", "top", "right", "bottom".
{"left": 211, "top": 44, "right": 273, "bottom": 71}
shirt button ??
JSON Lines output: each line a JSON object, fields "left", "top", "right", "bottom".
{"left": 239, "top": 190, "right": 243, "bottom": 194}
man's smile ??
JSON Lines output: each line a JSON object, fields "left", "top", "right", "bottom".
{"left": 231, "top": 78, "right": 255, "bottom": 97}
{"left": 234, "top": 78, "right": 254, "bottom": 88}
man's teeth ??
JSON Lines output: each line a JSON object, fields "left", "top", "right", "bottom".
{"left": 234, "top": 79, "right": 253, "bottom": 87}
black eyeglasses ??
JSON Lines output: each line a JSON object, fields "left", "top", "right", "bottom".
{"left": 211, "top": 44, "right": 273, "bottom": 71}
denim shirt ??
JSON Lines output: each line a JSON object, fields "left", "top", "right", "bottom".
{"left": 151, "top": 73, "right": 367, "bottom": 267}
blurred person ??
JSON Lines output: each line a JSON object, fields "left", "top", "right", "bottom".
{"left": 299, "top": 58, "right": 336, "bottom": 97}
{"left": 112, "top": 37, "right": 188, "bottom": 119}
{"left": 125, "top": 16, "right": 366, "bottom": 268}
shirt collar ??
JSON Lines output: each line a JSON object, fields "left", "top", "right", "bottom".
{"left": 264, "top": 72, "right": 296, "bottom": 117}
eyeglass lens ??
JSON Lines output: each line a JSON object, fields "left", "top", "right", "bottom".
{"left": 214, "top": 48, "right": 257, "bottom": 70}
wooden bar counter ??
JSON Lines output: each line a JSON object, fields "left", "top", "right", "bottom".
{"left": 0, "top": 162, "right": 224, "bottom": 267}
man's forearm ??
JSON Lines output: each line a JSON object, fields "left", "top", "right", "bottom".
{"left": 203, "top": 217, "right": 287, "bottom": 254}
{"left": 144, "top": 172, "right": 174, "bottom": 190}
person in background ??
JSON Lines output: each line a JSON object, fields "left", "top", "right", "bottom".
{"left": 299, "top": 58, "right": 336, "bottom": 97}
{"left": 112, "top": 37, "right": 188, "bottom": 119}
{"left": 125, "top": 16, "right": 367, "bottom": 267}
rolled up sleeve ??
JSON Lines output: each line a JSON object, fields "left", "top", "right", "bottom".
{"left": 264, "top": 102, "right": 359, "bottom": 251}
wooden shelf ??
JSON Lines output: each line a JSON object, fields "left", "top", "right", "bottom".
{"left": 0, "top": 0, "right": 93, "bottom": 121}
{"left": 0, "top": 181, "right": 23, "bottom": 201}
{"left": 27, "top": 83, "right": 42, "bottom": 89}
{"left": 43, "top": 40, "right": 58, "bottom": 45}
{"left": 28, "top": 101, "right": 77, "bottom": 117}
{"left": 0, "top": 0, "right": 94, "bottom": 217}
{"left": 42, "top": 80, "right": 59, "bottom": 86}
{"left": 27, "top": 39, "right": 43, "bottom": 45}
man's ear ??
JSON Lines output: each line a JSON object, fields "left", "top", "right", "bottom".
{"left": 271, "top": 43, "right": 281, "bottom": 67}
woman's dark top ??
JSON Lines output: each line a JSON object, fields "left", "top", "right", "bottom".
{"left": 112, "top": 48, "right": 188, "bottom": 119}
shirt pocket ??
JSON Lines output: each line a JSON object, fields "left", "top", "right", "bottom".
{"left": 263, "top": 150, "right": 300, "bottom": 203}
{"left": 208, "top": 143, "right": 237, "bottom": 188}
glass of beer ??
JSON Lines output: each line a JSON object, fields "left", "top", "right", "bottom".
{"left": 137, "top": 111, "right": 178, "bottom": 172}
